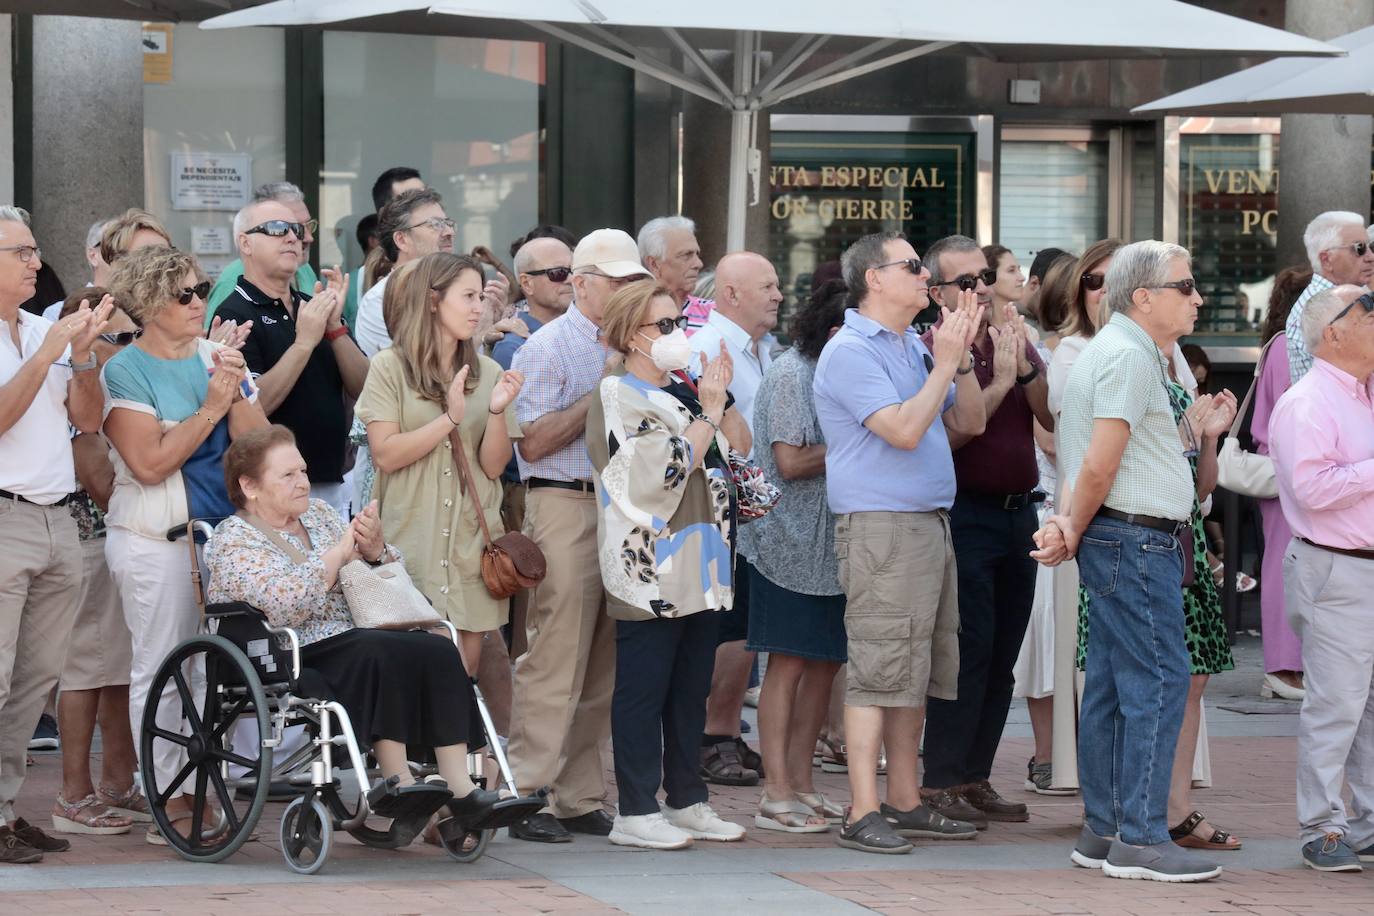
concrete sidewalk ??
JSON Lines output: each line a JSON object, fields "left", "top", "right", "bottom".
{"left": 6, "top": 636, "right": 1372, "bottom": 914}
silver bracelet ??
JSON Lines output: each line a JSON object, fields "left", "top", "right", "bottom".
{"left": 697, "top": 413, "right": 721, "bottom": 434}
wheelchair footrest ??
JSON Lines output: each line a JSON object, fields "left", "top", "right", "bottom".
{"left": 438, "top": 790, "right": 547, "bottom": 843}
{"left": 473, "top": 795, "right": 547, "bottom": 831}
{"left": 367, "top": 777, "right": 454, "bottom": 821}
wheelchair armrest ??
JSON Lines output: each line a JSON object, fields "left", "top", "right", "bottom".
{"left": 372, "top": 618, "right": 459, "bottom": 648}
{"left": 166, "top": 519, "right": 217, "bottom": 542}
{"left": 203, "top": 601, "right": 269, "bottom": 620}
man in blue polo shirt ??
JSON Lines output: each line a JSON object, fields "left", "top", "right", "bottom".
{"left": 814, "top": 230, "right": 985, "bottom": 854}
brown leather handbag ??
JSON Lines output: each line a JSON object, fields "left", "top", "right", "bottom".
{"left": 449, "top": 428, "right": 546, "bottom": 599}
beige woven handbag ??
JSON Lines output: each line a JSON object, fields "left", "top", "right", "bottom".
{"left": 336, "top": 559, "right": 442, "bottom": 629}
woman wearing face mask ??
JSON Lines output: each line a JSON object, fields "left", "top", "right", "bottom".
{"left": 355, "top": 252, "right": 525, "bottom": 675}
{"left": 585, "top": 280, "right": 746, "bottom": 850}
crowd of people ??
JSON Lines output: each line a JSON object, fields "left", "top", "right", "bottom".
{"left": 1, "top": 168, "right": 1373, "bottom": 883}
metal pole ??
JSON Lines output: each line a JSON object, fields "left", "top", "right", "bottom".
{"left": 725, "top": 31, "right": 757, "bottom": 253}
{"left": 1222, "top": 488, "right": 1240, "bottom": 643}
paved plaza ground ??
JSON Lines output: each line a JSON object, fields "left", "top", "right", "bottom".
{"left": 6, "top": 635, "right": 1374, "bottom": 914}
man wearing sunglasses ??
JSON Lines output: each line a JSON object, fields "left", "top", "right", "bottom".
{"left": 1286, "top": 211, "right": 1374, "bottom": 384}
{"left": 355, "top": 188, "right": 456, "bottom": 358}
{"left": 213, "top": 198, "right": 368, "bottom": 517}
{"left": 206, "top": 181, "right": 320, "bottom": 323}
{"left": 638, "top": 216, "right": 709, "bottom": 336}
{"left": 916, "top": 235, "right": 1054, "bottom": 831}
{"left": 1269, "top": 284, "right": 1374, "bottom": 873}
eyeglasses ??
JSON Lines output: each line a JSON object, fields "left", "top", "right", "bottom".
{"left": 640, "top": 315, "right": 689, "bottom": 336}
{"left": 1148, "top": 279, "right": 1198, "bottom": 296}
{"left": 302, "top": 219, "right": 318, "bottom": 236}
{"left": 100, "top": 330, "right": 140, "bottom": 346}
{"left": 245, "top": 220, "right": 306, "bottom": 241}
{"left": 873, "top": 257, "right": 924, "bottom": 275}
{"left": 1081, "top": 272, "right": 1106, "bottom": 292}
{"left": 526, "top": 266, "right": 572, "bottom": 283}
{"left": 1327, "top": 292, "right": 1374, "bottom": 327}
{"left": 1325, "top": 241, "right": 1370, "bottom": 258}
{"left": 177, "top": 281, "right": 212, "bottom": 305}
{"left": 933, "top": 268, "right": 998, "bottom": 292}
{"left": 405, "top": 217, "right": 456, "bottom": 233}
{"left": 0, "top": 244, "right": 41, "bottom": 263}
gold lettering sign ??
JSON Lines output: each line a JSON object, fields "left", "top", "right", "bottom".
{"left": 769, "top": 163, "right": 944, "bottom": 222}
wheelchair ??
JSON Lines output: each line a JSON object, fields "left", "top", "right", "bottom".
{"left": 139, "top": 520, "right": 544, "bottom": 874}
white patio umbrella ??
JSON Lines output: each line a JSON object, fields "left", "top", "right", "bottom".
{"left": 1134, "top": 24, "right": 1374, "bottom": 115}
{"left": 202, "top": 0, "right": 1340, "bottom": 249}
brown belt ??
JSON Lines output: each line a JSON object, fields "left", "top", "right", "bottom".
{"left": 1298, "top": 537, "right": 1374, "bottom": 562}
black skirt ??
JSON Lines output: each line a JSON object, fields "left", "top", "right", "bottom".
{"left": 301, "top": 628, "right": 485, "bottom": 753}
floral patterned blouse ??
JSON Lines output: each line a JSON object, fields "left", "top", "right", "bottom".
{"left": 204, "top": 499, "right": 402, "bottom": 646}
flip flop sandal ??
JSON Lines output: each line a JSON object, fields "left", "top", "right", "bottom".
{"left": 797, "top": 791, "right": 845, "bottom": 824}
{"left": 754, "top": 796, "right": 830, "bottom": 833}
{"left": 1169, "top": 810, "right": 1242, "bottom": 850}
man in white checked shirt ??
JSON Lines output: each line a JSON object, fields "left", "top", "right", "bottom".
{"left": 505, "top": 229, "right": 650, "bottom": 844}
{"left": 1285, "top": 211, "right": 1374, "bottom": 383}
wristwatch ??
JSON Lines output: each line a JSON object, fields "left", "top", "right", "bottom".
{"left": 1016, "top": 364, "right": 1040, "bottom": 385}
{"left": 69, "top": 353, "right": 97, "bottom": 372}
{"left": 955, "top": 351, "right": 975, "bottom": 375}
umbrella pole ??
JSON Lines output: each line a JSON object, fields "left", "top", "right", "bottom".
{"left": 725, "top": 31, "right": 759, "bottom": 253}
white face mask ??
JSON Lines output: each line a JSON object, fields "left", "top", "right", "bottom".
{"left": 638, "top": 327, "right": 693, "bottom": 372}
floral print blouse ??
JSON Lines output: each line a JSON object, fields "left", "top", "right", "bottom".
{"left": 204, "top": 499, "right": 401, "bottom": 646}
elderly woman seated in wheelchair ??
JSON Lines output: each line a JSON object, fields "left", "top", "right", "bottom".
{"left": 141, "top": 424, "right": 540, "bottom": 872}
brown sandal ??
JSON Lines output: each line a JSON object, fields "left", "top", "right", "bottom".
{"left": 1169, "top": 810, "right": 1242, "bottom": 850}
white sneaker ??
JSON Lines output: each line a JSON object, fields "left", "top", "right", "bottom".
{"left": 663, "top": 802, "right": 746, "bottom": 842}
{"left": 609, "top": 813, "right": 693, "bottom": 850}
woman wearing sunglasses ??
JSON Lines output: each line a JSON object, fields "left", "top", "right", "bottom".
{"left": 100, "top": 246, "right": 269, "bottom": 846}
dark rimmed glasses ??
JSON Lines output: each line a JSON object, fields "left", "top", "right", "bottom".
{"left": 526, "top": 266, "right": 573, "bottom": 283}
{"left": 1148, "top": 279, "right": 1198, "bottom": 296}
{"left": 1081, "top": 272, "right": 1106, "bottom": 292}
{"left": 934, "top": 267, "right": 998, "bottom": 292}
{"left": 177, "top": 281, "right": 212, "bottom": 305}
{"left": 1328, "top": 292, "right": 1374, "bottom": 327}
{"left": 0, "top": 244, "right": 41, "bottom": 263}
{"left": 1325, "top": 241, "right": 1370, "bottom": 259}
{"left": 640, "top": 315, "right": 689, "bottom": 336}
{"left": 245, "top": 220, "right": 306, "bottom": 241}
{"left": 100, "top": 330, "right": 140, "bottom": 346}
{"left": 405, "top": 216, "right": 456, "bottom": 234}
{"left": 874, "top": 256, "right": 924, "bottom": 275}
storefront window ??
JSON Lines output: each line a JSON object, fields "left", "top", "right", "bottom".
{"left": 768, "top": 127, "right": 975, "bottom": 327}
{"left": 144, "top": 25, "right": 286, "bottom": 279}
{"left": 321, "top": 33, "right": 542, "bottom": 275}
{"left": 998, "top": 135, "right": 1109, "bottom": 269}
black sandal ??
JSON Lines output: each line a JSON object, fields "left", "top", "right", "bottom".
{"left": 1169, "top": 810, "right": 1242, "bottom": 850}
{"left": 836, "top": 810, "right": 912, "bottom": 855}
{"left": 699, "top": 740, "right": 759, "bottom": 786}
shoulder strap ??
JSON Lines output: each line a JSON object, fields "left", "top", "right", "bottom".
{"left": 449, "top": 428, "right": 495, "bottom": 549}
{"left": 1228, "top": 334, "right": 1281, "bottom": 439}
{"left": 239, "top": 512, "right": 310, "bottom": 565}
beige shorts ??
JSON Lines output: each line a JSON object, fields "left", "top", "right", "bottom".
{"left": 60, "top": 537, "right": 133, "bottom": 691}
{"left": 835, "top": 510, "right": 959, "bottom": 709}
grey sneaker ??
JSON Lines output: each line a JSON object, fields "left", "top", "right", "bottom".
{"left": 1025, "top": 758, "right": 1077, "bottom": 796}
{"left": 880, "top": 802, "right": 977, "bottom": 840}
{"left": 1356, "top": 841, "right": 1374, "bottom": 863}
{"left": 1102, "top": 838, "right": 1222, "bottom": 882}
{"left": 1302, "top": 833, "right": 1362, "bottom": 872}
{"left": 1069, "top": 824, "right": 1113, "bottom": 869}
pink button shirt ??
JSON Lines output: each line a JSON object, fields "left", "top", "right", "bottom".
{"left": 1269, "top": 358, "right": 1374, "bottom": 549}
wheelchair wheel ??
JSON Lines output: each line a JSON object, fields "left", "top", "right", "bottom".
{"left": 440, "top": 826, "right": 492, "bottom": 863}
{"left": 280, "top": 795, "right": 332, "bottom": 875}
{"left": 140, "top": 634, "right": 273, "bottom": 862}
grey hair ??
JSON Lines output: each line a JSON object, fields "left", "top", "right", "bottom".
{"left": 637, "top": 215, "right": 696, "bottom": 263}
{"left": 232, "top": 201, "right": 260, "bottom": 239}
{"left": 841, "top": 230, "right": 903, "bottom": 305}
{"left": 0, "top": 205, "right": 32, "bottom": 227}
{"left": 252, "top": 180, "right": 305, "bottom": 205}
{"left": 1303, "top": 211, "right": 1365, "bottom": 272}
{"left": 1104, "top": 240, "right": 1190, "bottom": 316}
{"left": 923, "top": 234, "right": 982, "bottom": 286}
{"left": 1302, "top": 285, "right": 1367, "bottom": 353}
{"left": 86, "top": 219, "right": 111, "bottom": 250}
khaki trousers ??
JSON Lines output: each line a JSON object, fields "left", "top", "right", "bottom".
{"left": 506, "top": 488, "right": 615, "bottom": 817}
{"left": 0, "top": 499, "right": 81, "bottom": 821}
{"left": 500, "top": 480, "right": 530, "bottom": 659}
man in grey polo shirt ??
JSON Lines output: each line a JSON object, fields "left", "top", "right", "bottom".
{"left": 1034, "top": 240, "right": 1221, "bottom": 883}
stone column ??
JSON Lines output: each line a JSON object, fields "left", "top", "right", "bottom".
{"left": 1275, "top": 0, "right": 1374, "bottom": 270}
{"left": 30, "top": 16, "right": 143, "bottom": 290}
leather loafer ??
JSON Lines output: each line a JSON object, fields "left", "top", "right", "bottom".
{"left": 961, "top": 780, "right": 1029, "bottom": 823}
{"left": 921, "top": 788, "right": 988, "bottom": 830}
{"left": 508, "top": 811, "right": 573, "bottom": 843}
{"left": 558, "top": 808, "right": 615, "bottom": 836}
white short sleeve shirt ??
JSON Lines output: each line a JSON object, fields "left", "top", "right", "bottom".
{"left": 0, "top": 311, "right": 75, "bottom": 504}
{"left": 355, "top": 275, "right": 391, "bottom": 358}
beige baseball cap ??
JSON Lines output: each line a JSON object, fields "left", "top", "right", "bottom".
{"left": 572, "top": 228, "right": 651, "bottom": 279}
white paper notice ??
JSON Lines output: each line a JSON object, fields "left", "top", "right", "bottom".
{"left": 171, "top": 152, "right": 252, "bottom": 211}
{"left": 191, "top": 226, "right": 232, "bottom": 255}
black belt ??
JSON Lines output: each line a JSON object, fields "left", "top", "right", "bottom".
{"left": 961, "top": 489, "right": 1046, "bottom": 510}
{"left": 1095, "top": 506, "right": 1186, "bottom": 535}
{"left": 0, "top": 488, "right": 70, "bottom": 508}
{"left": 1299, "top": 537, "right": 1374, "bottom": 562}
{"left": 527, "top": 477, "right": 595, "bottom": 494}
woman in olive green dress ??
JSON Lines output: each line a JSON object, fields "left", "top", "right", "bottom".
{"left": 356, "top": 252, "right": 525, "bottom": 673}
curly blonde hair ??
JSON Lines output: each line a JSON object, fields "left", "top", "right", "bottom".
{"left": 106, "top": 246, "right": 199, "bottom": 328}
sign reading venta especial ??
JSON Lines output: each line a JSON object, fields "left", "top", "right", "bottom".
{"left": 171, "top": 152, "right": 252, "bottom": 211}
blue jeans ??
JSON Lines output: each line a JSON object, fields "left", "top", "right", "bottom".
{"left": 1076, "top": 516, "right": 1190, "bottom": 846}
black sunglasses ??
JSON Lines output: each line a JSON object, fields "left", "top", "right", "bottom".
{"left": 526, "top": 266, "right": 572, "bottom": 283}
{"left": 1149, "top": 279, "right": 1198, "bottom": 296}
{"left": 1081, "top": 272, "right": 1106, "bottom": 291}
{"left": 177, "top": 281, "right": 212, "bottom": 305}
{"left": 100, "top": 330, "right": 140, "bottom": 346}
{"left": 934, "top": 267, "right": 998, "bottom": 292}
{"left": 1327, "top": 241, "right": 1370, "bottom": 259}
{"left": 1328, "top": 292, "right": 1374, "bottom": 327}
{"left": 640, "top": 315, "right": 689, "bottom": 336}
{"left": 245, "top": 220, "right": 306, "bottom": 241}
{"left": 874, "top": 257, "right": 924, "bottom": 275}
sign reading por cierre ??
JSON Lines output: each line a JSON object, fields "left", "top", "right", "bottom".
{"left": 170, "top": 152, "right": 252, "bottom": 212}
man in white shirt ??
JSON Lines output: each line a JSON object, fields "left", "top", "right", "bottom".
{"left": 41, "top": 219, "right": 111, "bottom": 323}
{"left": 1285, "top": 211, "right": 1374, "bottom": 383}
{"left": 0, "top": 206, "right": 111, "bottom": 863}
{"left": 354, "top": 188, "right": 456, "bottom": 357}
{"left": 688, "top": 251, "right": 782, "bottom": 785}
